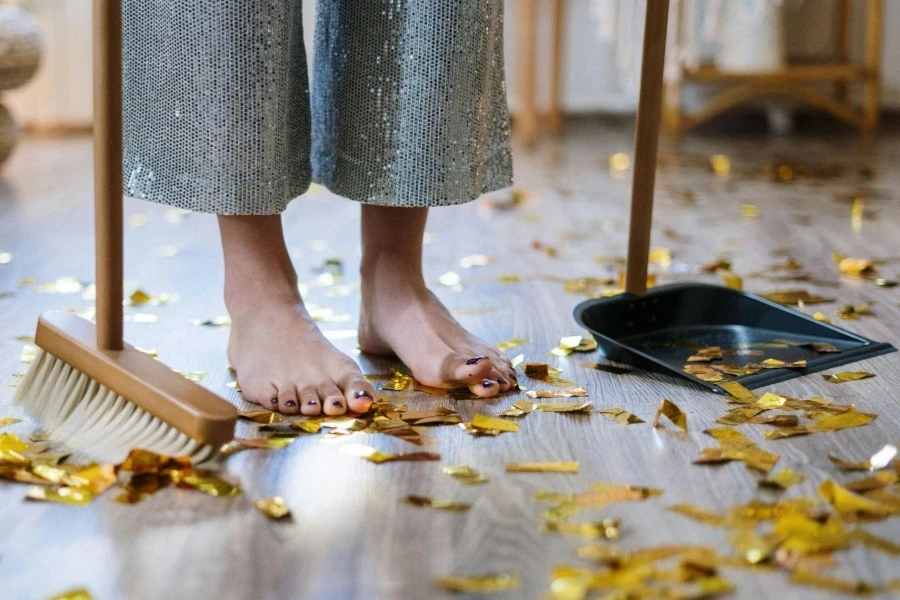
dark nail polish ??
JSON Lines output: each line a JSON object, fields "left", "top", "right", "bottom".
{"left": 284, "top": 400, "right": 297, "bottom": 408}
{"left": 466, "top": 356, "right": 487, "bottom": 365}
{"left": 306, "top": 399, "right": 318, "bottom": 406}
{"left": 332, "top": 400, "right": 344, "bottom": 408}
{"left": 509, "top": 372, "right": 518, "bottom": 380}
{"left": 355, "top": 390, "right": 373, "bottom": 399}
{"left": 498, "top": 377, "right": 508, "bottom": 385}
{"left": 482, "top": 379, "right": 495, "bottom": 388}
{"left": 270, "top": 397, "right": 278, "bottom": 404}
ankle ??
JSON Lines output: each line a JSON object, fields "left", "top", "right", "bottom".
{"left": 360, "top": 251, "right": 424, "bottom": 287}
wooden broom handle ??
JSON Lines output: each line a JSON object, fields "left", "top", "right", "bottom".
{"left": 93, "top": 0, "right": 124, "bottom": 350}
{"left": 625, "top": 0, "right": 669, "bottom": 297}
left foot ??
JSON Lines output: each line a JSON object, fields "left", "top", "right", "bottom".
{"left": 359, "top": 261, "right": 516, "bottom": 398}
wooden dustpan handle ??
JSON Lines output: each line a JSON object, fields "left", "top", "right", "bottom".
{"left": 93, "top": 0, "right": 124, "bottom": 350}
{"left": 625, "top": 0, "right": 669, "bottom": 297}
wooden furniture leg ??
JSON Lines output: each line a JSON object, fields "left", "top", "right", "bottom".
{"left": 834, "top": 0, "right": 850, "bottom": 103}
{"left": 516, "top": 0, "right": 539, "bottom": 145}
{"left": 548, "top": 0, "right": 565, "bottom": 136}
{"left": 862, "top": 0, "right": 882, "bottom": 133}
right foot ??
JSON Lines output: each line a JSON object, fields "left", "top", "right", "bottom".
{"left": 219, "top": 215, "right": 375, "bottom": 416}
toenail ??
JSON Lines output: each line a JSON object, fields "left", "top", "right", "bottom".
{"left": 482, "top": 379, "right": 495, "bottom": 388}
{"left": 332, "top": 400, "right": 344, "bottom": 408}
{"left": 498, "top": 377, "right": 508, "bottom": 385}
{"left": 509, "top": 372, "right": 518, "bottom": 380}
{"left": 284, "top": 400, "right": 297, "bottom": 408}
{"left": 466, "top": 356, "right": 487, "bottom": 365}
{"left": 306, "top": 399, "right": 318, "bottom": 406}
{"left": 355, "top": 390, "right": 373, "bottom": 399}
{"left": 270, "top": 397, "right": 278, "bottom": 404}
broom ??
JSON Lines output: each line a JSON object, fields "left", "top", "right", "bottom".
{"left": 13, "top": 0, "right": 237, "bottom": 463}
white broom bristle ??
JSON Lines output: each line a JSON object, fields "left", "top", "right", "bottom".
{"left": 13, "top": 349, "right": 217, "bottom": 464}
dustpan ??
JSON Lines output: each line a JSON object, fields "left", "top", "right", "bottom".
{"left": 573, "top": 0, "right": 896, "bottom": 393}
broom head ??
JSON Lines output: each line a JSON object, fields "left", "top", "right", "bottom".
{"left": 13, "top": 310, "right": 237, "bottom": 463}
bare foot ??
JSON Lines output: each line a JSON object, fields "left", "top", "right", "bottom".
{"left": 220, "top": 215, "right": 375, "bottom": 416}
{"left": 357, "top": 205, "right": 516, "bottom": 398}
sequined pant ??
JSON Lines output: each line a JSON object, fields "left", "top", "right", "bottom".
{"left": 122, "top": 1, "right": 512, "bottom": 214}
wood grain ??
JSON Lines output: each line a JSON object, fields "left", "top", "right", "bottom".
{"left": 1, "top": 122, "right": 899, "bottom": 599}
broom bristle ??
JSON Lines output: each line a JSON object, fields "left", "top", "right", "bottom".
{"left": 13, "top": 349, "right": 217, "bottom": 464}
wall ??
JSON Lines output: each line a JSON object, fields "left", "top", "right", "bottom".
{"left": 5, "top": 0, "right": 900, "bottom": 128}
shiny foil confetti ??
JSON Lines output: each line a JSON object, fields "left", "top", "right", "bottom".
{"left": 496, "top": 338, "right": 528, "bottom": 351}
{"left": 535, "top": 402, "right": 593, "bottom": 413}
{"left": 597, "top": 407, "right": 644, "bottom": 424}
{"left": 549, "top": 335, "right": 597, "bottom": 357}
{"left": 506, "top": 462, "right": 579, "bottom": 473}
{"left": 339, "top": 444, "right": 440, "bottom": 464}
{"left": 499, "top": 400, "right": 535, "bottom": 418}
{"left": 382, "top": 369, "right": 415, "bottom": 391}
{"left": 760, "top": 290, "right": 834, "bottom": 305}
{"left": 442, "top": 465, "right": 488, "bottom": 485}
{"left": 822, "top": 371, "right": 875, "bottom": 383}
{"left": 718, "top": 270, "right": 743, "bottom": 290}
{"left": 254, "top": 496, "right": 292, "bottom": 521}
{"left": 759, "top": 469, "right": 805, "bottom": 491}
{"left": 526, "top": 388, "right": 587, "bottom": 399}
{"left": 237, "top": 410, "right": 283, "bottom": 424}
{"left": 718, "top": 381, "right": 756, "bottom": 402}
{"left": 434, "top": 573, "right": 519, "bottom": 593}
{"left": 652, "top": 399, "right": 687, "bottom": 431}
{"left": 0, "top": 417, "right": 21, "bottom": 428}
{"left": 837, "top": 257, "right": 877, "bottom": 278}
{"left": 470, "top": 414, "right": 519, "bottom": 434}
{"left": 45, "top": 589, "right": 95, "bottom": 600}
{"left": 402, "top": 495, "right": 471, "bottom": 512}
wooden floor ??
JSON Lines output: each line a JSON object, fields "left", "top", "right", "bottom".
{"left": 1, "top": 119, "right": 899, "bottom": 600}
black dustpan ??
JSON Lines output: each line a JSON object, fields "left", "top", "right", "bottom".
{"left": 573, "top": 1, "right": 896, "bottom": 393}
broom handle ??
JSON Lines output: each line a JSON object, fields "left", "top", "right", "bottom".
{"left": 624, "top": 0, "right": 669, "bottom": 297}
{"left": 93, "top": 0, "right": 124, "bottom": 350}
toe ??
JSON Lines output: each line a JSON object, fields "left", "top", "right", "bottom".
{"left": 246, "top": 381, "right": 280, "bottom": 412}
{"left": 489, "top": 368, "right": 512, "bottom": 393}
{"left": 319, "top": 383, "right": 348, "bottom": 416}
{"left": 341, "top": 375, "right": 376, "bottom": 413}
{"left": 447, "top": 354, "right": 495, "bottom": 385}
{"left": 299, "top": 386, "right": 322, "bottom": 416}
{"left": 277, "top": 384, "right": 300, "bottom": 415}
{"left": 468, "top": 378, "right": 501, "bottom": 398}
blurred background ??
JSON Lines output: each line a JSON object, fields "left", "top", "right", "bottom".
{"left": 0, "top": 0, "right": 894, "bottom": 161}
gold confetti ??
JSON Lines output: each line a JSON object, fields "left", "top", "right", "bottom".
{"left": 0, "top": 417, "right": 21, "bottom": 428}
{"left": 718, "top": 380, "right": 756, "bottom": 402}
{"left": 0, "top": 251, "right": 11, "bottom": 263}
{"left": 813, "top": 311, "right": 831, "bottom": 323}
{"left": 549, "top": 335, "right": 597, "bottom": 357}
{"left": 718, "top": 270, "right": 743, "bottom": 290}
{"left": 652, "top": 399, "right": 687, "bottom": 431}
{"left": 20, "top": 344, "right": 38, "bottom": 364}
{"left": 760, "top": 289, "right": 834, "bottom": 305}
{"left": 434, "top": 573, "right": 519, "bottom": 594}
{"left": 811, "top": 408, "right": 877, "bottom": 432}
{"left": 759, "top": 469, "right": 805, "bottom": 490}
{"left": 526, "top": 388, "right": 587, "bottom": 399}
{"left": 716, "top": 406, "right": 764, "bottom": 426}
{"left": 470, "top": 414, "right": 519, "bottom": 433}
{"left": 499, "top": 400, "right": 535, "bottom": 417}
{"left": 496, "top": 338, "right": 527, "bottom": 352}
{"left": 254, "top": 496, "right": 292, "bottom": 521}
{"left": 544, "top": 519, "right": 620, "bottom": 540}
{"left": 683, "top": 364, "right": 724, "bottom": 382}
{"left": 45, "top": 589, "right": 94, "bottom": 600}
{"left": 668, "top": 503, "right": 736, "bottom": 528}
{"left": 506, "top": 462, "right": 579, "bottom": 473}
{"left": 402, "top": 495, "right": 471, "bottom": 511}
{"left": 597, "top": 407, "right": 644, "bottom": 424}
{"left": 818, "top": 479, "right": 894, "bottom": 519}
{"left": 837, "top": 257, "right": 877, "bottom": 279}
{"left": 535, "top": 402, "right": 593, "bottom": 413}
{"left": 442, "top": 465, "right": 489, "bottom": 485}
{"left": 823, "top": 371, "right": 875, "bottom": 384}
{"left": 237, "top": 410, "right": 283, "bottom": 425}
{"left": 710, "top": 154, "right": 731, "bottom": 177}
{"left": 26, "top": 485, "right": 95, "bottom": 506}
{"left": 381, "top": 369, "right": 415, "bottom": 391}
{"left": 339, "top": 444, "right": 440, "bottom": 464}
{"left": 609, "top": 152, "right": 631, "bottom": 172}
{"left": 789, "top": 570, "right": 875, "bottom": 595}
{"left": 739, "top": 204, "right": 760, "bottom": 219}
{"left": 230, "top": 436, "right": 295, "bottom": 450}
{"left": 836, "top": 302, "right": 874, "bottom": 320}
{"left": 438, "top": 271, "right": 462, "bottom": 287}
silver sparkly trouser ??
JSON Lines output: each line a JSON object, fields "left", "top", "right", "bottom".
{"left": 122, "top": 1, "right": 513, "bottom": 215}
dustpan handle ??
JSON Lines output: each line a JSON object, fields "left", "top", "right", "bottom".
{"left": 93, "top": 0, "right": 124, "bottom": 350}
{"left": 625, "top": 0, "right": 669, "bottom": 297}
